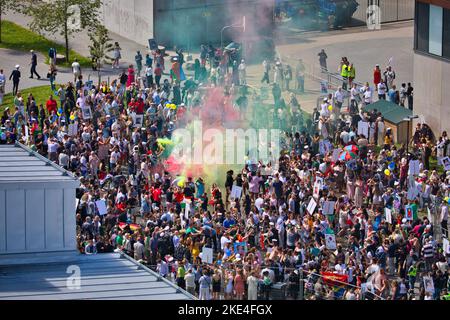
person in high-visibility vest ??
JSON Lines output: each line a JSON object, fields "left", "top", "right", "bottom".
{"left": 348, "top": 63, "right": 356, "bottom": 87}
{"left": 407, "top": 263, "right": 417, "bottom": 292}
{"left": 340, "top": 63, "right": 348, "bottom": 90}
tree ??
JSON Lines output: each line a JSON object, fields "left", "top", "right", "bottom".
{"left": 0, "top": 0, "right": 18, "bottom": 43}
{"left": 88, "top": 24, "right": 113, "bottom": 86}
{"left": 21, "top": 0, "right": 102, "bottom": 62}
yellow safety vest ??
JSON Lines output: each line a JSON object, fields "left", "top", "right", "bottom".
{"left": 348, "top": 66, "right": 355, "bottom": 78}
{"left": 341, "top": 64, "right": 348, "bottom": 78}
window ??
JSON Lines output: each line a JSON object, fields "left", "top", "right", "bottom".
{"left": 415, "top": 1, "right": 450, "bottom": 60}
{"left": 415, "top": 1, "right": 429, "bottom": 53}
{"left": 429, "top": 5, "right": 443, "bottom": 56}
{"left": 444, "top": 7, "right": 450, "bottom": 58}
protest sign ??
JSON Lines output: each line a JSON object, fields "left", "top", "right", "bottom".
{"left": 319, "top": 139, "right": 332, "bottom": 156}
{"left": 443, "top": 238, "right": 449, "bottom": 255}
{"left": 68, "top": 122, "right": 78, "bottom": 136}
{"left": 408, "top": 160, "right": 420, "bottom": 175}
{"left": 95, "top": 199, "right": 107, "bottom": 216}
{"left": 332, "top": 148, "right": 341, "bottom": 162}
{"left": 405, "top": 205, "right": 413, "bottom": 221}
{"left": 423, "top": 276, "right": 435, "bottom": 294}
{"left": 427, "top": 207, "right": 432, "bottom": 224}
{"left": 133, "top": 114, "right": 144, "bottom": 128}
{"left": 313, "top": 181, "right": 322, "bottom": 199}
{"left": 81, "top": 106, "right": 92, "bottom": 120}
{"left": 385, "top": 208, "right": 392, "bottom": 224}
{"left": 325, "top": 233, "right": 337, "bottom": 250}
{"left": 230, "top": 185, "right": 242, "bottom": 199}
{"left": 442, "top": 156, "right": 450, "bottom": 171}
{"left": 323, "top": 201, "right": 335, "bottom": 215}
{"left": 307, "top": 198, "right": 317, "bottom": 215}
{"left": 234, "top": 242, "right": 248, "bottom": 254}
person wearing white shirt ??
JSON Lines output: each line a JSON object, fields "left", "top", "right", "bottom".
{"left": 363, "top": 87, "right": 372, "bottom": 105}
{"left": 334, "top": 87, "right": 344, "bottom": 111}
{"left": 377, "top": 80, "right": 387, "bottom": 100}
{"left": 71, "top": 59, "right": 81, "bottom": 82}
{"left": 320, "top": 98, "right": 330, "bottom": 118}
{"left": 220, "top": 234, "right": 232, "bottom": 251}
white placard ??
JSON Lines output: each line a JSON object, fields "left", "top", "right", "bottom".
{"left": 332, "top": 148, "right": 341, "bottom": 162}
{"left": 423, "top": 276, "right": 435, "bottom": 294}
{"left": 133, "top": 114, "right": 144, "bottom": 128}
{"left": 443, "top": 238, "right": 449, "bottom": 255}
{"left": 442, "top": 156, "right": 450, "bottom": 171}
{"left": 307, "top": 198, "right": 317, "bottom": 215}
{"left": 385, "top": 208, "right": 392, "bottom": 224}
{"left": 408, "top": 160, "right": 420, "bottom": 176}
{"left": 427, "top": 207, "right": 432, "bottom": 224}
{"left": 357, "top": 120, "right": 369, "bottom": 138}
{"left": 201, "top": 246, "right": 213, "bottom": 264}
{"left": 95, "top": 199, "right": 107, "bottom": 216}
{"left": 313, "top": 181, "right": 322, "bottom": 199}
{"left": 68, "top": 122, "right": 78, "bottom": 136}
{"left": 323, "top": 201, "right": 336, "bottom": 215}
{"left": 325, "top": 233, "right": 337, "bottom": 250}
{"left": 81, "top": 106, "right": 92, "bottom": 120}
{"left": 319, "top": 139, "right": 332, "bottom": 156}
{"left": 75, "top": 198, "right": 79, "bottom": 210}
{"left": 230, "top": 185, "right": 242, "bottom": 199}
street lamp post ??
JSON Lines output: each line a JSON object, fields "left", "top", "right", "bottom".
{"left": 220, "top": 16, "right": 246, "bottom": 49}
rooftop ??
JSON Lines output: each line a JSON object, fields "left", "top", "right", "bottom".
{"left": 0, "top": 142, "right": 79, "bottom": 187}
{"left": 0, "top": 252, "right": 194, "bottom": 300}
{"left": 363, "top": 100, "right": 413, "bottom": 125}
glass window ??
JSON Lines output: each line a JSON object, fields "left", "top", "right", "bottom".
{"left": 415, "top": 1, "right": 429, "bottom": 53}
{"left": 443, "top": 8, "right": 450, "bottom": 59}
{"left": 429, "top": 5, "right": 443, "bottom": 56}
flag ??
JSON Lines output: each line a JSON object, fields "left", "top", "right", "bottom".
{"left": 129, "top": 223, "right": 141, "bottom": 231}
{"left": 320, "top": 272, "right": 348, "bottom": 287}
{"left": 118, "top": 222, "right": 127, "bottom": 230}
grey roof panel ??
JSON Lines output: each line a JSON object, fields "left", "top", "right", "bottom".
{"left": 0, "top": 143, "right": 79, "bottom": 185}
{"left": 0, "top": 253, "right": 194, "bottom": 300}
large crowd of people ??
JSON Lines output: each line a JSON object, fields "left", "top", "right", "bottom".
{"left": 1, "top": 41, "right": 449, "bottom": 301}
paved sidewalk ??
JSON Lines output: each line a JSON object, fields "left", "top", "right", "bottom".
{"left": 2, "top": 12, "right": 414, "bottom": 114}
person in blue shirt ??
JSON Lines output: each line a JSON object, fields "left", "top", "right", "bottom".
{"left": 196, "top": 177, "right": 205, "bottom": 198}
{"left": 223, "top": 213, "right": 236, "bottom": 229}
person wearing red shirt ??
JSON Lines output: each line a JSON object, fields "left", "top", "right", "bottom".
{"left": 373, "top": 64, "right": 381, "bottom": 88}
{"left": 174, "top": 187, "right": 184, "bottom": 203}
{"left": 154, "top": 64, "right": 162, "bottom": 87}
{"left": 135, "top": 97, "right": 145, "bottom": 114}
{"left": 45, "top": 95, "right": 57, "bottom": 115}
{"left": 151, "top": 185, "right": 162, "bottom": 205}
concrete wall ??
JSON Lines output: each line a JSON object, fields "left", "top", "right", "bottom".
{"left": 353, "top": 0, "right": 414, "bottom": 24}
{"left": 0, "top": 184, "right": 77, "bottom": 255}
{"left": 102, "top": 0, "right": 154, "bottom": 46}
{"left": 413, "top": 52, "right": 450, "bottom": 135}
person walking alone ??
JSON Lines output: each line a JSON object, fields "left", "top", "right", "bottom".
{"left": 72, "top": 59, "right": 81, "bottom": 83}
{"left": 318, "top": 49, "right": 328, "bottom": 72}
{"left": 9, "top": 65, "right": 21, "bottom": 96}
{"left": 29, "top": 50, "right": 41, "bottom": 79}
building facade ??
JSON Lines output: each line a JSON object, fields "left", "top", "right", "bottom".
{"left": 102, "top": 0, "right": 274, "bottom": 49}
{"left": 413, "top": 0, "right": 450, "bottom": 135}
